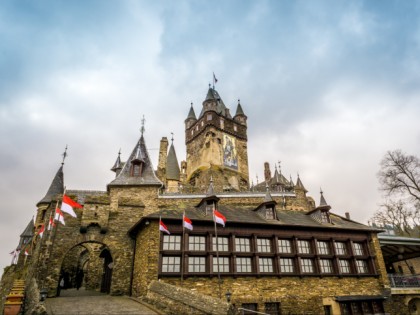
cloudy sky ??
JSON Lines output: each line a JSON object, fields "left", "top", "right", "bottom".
{"left": 1, "top": 0, "right": 420, "bottom": 274}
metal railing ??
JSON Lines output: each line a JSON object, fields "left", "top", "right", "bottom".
{"left": 388, "top": 273, "right": 420, "bottom": 288}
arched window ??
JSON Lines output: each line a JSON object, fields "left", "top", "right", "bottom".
{"left": 130, "top": 161, "right": 144, "bottom": 177}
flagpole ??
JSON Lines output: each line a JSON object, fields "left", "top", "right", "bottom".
{"left": 213, "top": 202, "right": 222, "bottom": 299}
{"left": 158, "top": 214, "right": 162, "bottom": 281}
{"left": 181, "top": 212, "right": 185, "bottom": 286}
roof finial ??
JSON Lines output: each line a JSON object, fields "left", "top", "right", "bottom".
{"left": 320, "top": 187, "right": 323, "bottom": 195}
{"left": 140, "top": 115, "right": 146, "bottom": 136}
{"left": 278, "top": 161, "right": 281, "bottom": 173}
{"left": 61, "top": 145, "right": 68, "bottom": 166}
{"left": 191, "top": 102, "right": 193, "bottom": 108}
{"left": 171, "top": 132, "right": 174, "bottom": 143}
{"left": 256, "top": 174, "right": 259, "bottom": 185}
{"left": 118, "top": 148, "right": 121, "bottom": 157}
{"left": 238, "top": 99, "right": 240, "bottom": 104}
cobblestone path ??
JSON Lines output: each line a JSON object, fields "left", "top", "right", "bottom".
{"left": 45, "top": 289, "right": 159, "bottom": 315}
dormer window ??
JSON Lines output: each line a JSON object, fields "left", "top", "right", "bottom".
{"left": 130, "top": 161, "right": 144, "bottom": 177}
{"left": 265, "top": 206, "right": 276, "bottom": 220}
{"left": 320, "top": 210, "right": 330, "bottom": 223}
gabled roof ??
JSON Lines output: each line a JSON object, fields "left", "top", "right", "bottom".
{"left": 108, "top": 135, "right": 162, "bottom": 187}
{"left": 166, "top": 142, "right": 180, "bottom": 181}
{"left": 37, "top": 165, "right": 64, "bottom": 206}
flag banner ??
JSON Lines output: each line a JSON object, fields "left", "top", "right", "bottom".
{"left": 183, "top": 215, "right": 193, "bottom": 231}
{"left": 159, "top": 220, "right": 170, "bottom": 235}
{"left": 9, "top": 250, "right": 16, "bottom": 256}
{"left": 213, "top": 210, "right": 226, "bottom": 227}
{"left": 38, "top": 224, "right": 45, "bottom": 238}
{"left": 24, "top": 250, "right": 29, "bottom": 256}
{"left": 55, "top": 208, "right": 66, "bottom": 225}
{"left": 61, "top": 194, "right": 83, "bottom": 218}
{"left": 213, "top": 72, "right": 218, "bottom": 84}
{"left": 48, "top": 217, "right": 55, "bottom": 231}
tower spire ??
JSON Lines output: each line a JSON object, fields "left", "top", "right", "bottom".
{"left": 61, "top": 145, "right": 68, "bottom": 166}
{"left": 140, "top": 115, "right": 146, "bottom": 136}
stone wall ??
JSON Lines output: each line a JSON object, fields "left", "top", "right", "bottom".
{"left": 144, "top": 280, "right": 232, "bottom": 315}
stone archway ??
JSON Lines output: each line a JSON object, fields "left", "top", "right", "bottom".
{"left": 59, "top": 241, "right": 113, "bottom": 294}
{"left": 408, "top": 298, "right": 420, "bottom": 315}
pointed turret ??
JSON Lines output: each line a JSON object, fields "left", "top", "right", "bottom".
{"left": 166, "top": 137, "right": 181, "bottom": 193}
{"left": 234, "top": 99, "right": 247, "bottom": 126}
{"left": 111, "top": 150, "right": 123, "bottom": 177}
{"left": 185, "top": 103, "right": 197, "bottom": 129}
{"left": 319, "top": 189, "right": 328, "bottom": 207}
{"left": 18, "top": 219, "right": 34, "bottom": 250}
{"left": 295, "top": 174, "right": 308, "bottom": 193}
{"left": 108, "top": 134, "right": 162, "bottom": 187}
{"left": 37, "top": 165, "right": 64, "bottom": 206}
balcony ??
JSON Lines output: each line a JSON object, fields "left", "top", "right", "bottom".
{"left": 388, "top": 274, "right": 420, "bottom": 289}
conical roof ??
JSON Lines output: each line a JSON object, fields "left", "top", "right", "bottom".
{"left": 320, "top": 190, "right": 328, "bottom": 207}
{"left": 111, "top": 151, "right": 122, "bottom": 172}
{"left": 235, "top": 101, "right": 245, "bottom": 116}
{"left": 20, "top": 219, "right": 34, "bottom": 238}
{"left": 37, "top": 165, "right": 64, "bottom": 206}
{"left": 108, "top": 135, "right": 162, "bottom": 187}
{"left": 185, "top": 103, "right": 197, "bottom": 121}
{"left": 166, "top": 142, "right": 180, "bottom": 181}
{"left": 295, "top": 174, "right": 308, "bottom": 192}
{"left": 200, "top": 87, "right": 230, "bottom": 118}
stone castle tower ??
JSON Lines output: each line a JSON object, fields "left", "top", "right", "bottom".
{"left": 182, "top": 86, "right": 249, "bottom": 192}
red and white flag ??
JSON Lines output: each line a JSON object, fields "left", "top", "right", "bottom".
{"left": 61, "top": 194, "right": 83, "bottom": 218}
{"left": 213, "top": 210, "right": 226, "bottom": 227}
{"left": 213, "top": 72, "right": 218, "bottom": 84}
{"left": 38, "top": 224, "right": 45, "bottom": 238}
{"left": 159, "top": 219, "right": 170, "bottom": 235}
{"left": 48, "top": 216, "right": 55, "bottom": 231}
{"left": 183, "top": 214, "right": 193, "bottom": 231}
{"left": 55, "top": 207, "right": 66, "bottom": 225}
{"left": 24, "top": 250, "right": 29, "bottom": 256}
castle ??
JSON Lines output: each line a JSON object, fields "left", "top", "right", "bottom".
{"left": 2, "top": 84, "right": 393, "bottom": 314}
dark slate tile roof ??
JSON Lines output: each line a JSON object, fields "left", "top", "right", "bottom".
{"left": 186, "top": 104, "right": 197, "bottom": 121}
{"left": 20, "top": 219, "right": 34, "bottom": 238}
{"left": 108, "top": 135, "right": 162, "bottom": 187}
{"left": 235, "top": 102, "right": 245, "bottom": 117}
{"left": 37, "top": 165, "right": 64, "bottom": 206}
{"left": 139, "top": 204, "right": 378, "bottom": 233}
{"left": 199, "top": 87, "right": 231, "bottom": 119}
{"left": 166, "top": 143, "right": 180, "bottom": 181}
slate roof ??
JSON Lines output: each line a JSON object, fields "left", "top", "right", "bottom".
{"left": 185, "top": 104, "right": 197, "bottom": 121}
{"left": 111, "top": 151, "right": 122, "bottom": 172}
{"left": 166, "top": 142, "right": 180, "bottom": 181}
{"left": 108, "top": 135, "right": 162, "bottom": 187}
{"left": 20, "top": 219, "right": 34, "bottom": 238}
{"left": 37, "top": 165, "right": 64, "bottom": 206}
{"left": 295, "top": 175, "right": 307, "bottom": 192}
{"left": 235, "top": 102, "right": 245, "bottom": 117}
{"left": 130, "top": 203, "right": 379, "bottom": 234}
{"left": 199, "top": 87, "right": 232, "bottom": 119}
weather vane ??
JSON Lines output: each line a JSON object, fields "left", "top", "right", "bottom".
{"left": 171, "top": 132, "right": 174, "bottom": 143}
{"left": 61, "top": 145, "right": 68, "bottom": 166}
{"left": 140, "top": 115, "right": 146, "bottom": 136}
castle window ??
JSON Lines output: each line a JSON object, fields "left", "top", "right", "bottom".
{"left": 191, "top": 130, "right": 193, "bottom": 136}
{"left": 279, "top": 258, "right": 294, "bottom": 273}
{"left": 338, "top": 259, "right": 351, "bottom": 273}
{"left": 213, "top": 257, "right": 229, "bottom": 273}
{"left": 162, "top": 235, "right": 181, "bottom": 250}
{"left": 278, "top": 239, "right": 292, "bottom": 254}
{"left": 220, "top": 119, "right": 224, "bottom": 129}
{"left": 196, "top": 125, "right": 198, "bottom": 131}
{"left": 335, "top": 242, "right": 347, "bottom": 255}
{"left": 41, "top": 209, "right": 47, "bottom": 221}
{"left": 353, "top": 243, "right": 364, "bottom": 256}
{"left": 235, "top": 238, "right": 250, "bottom": 252}
{"left": 257, "top": 238, "right": 271, "bottom": 253}
{"left": 234, "top": 125, "right": 237, "bottom": 132}
{"left": 189, "top": 236, "right": 206, "bottom": 251}
{"left": 356, "top": 260, "right": 368, "bottom": 274}
{"left": 317, "top": 241, "right": 330, "bottom": 255}
{"left": 297, "top": 240, "right": 311, "bottom": 254}
{"left": 236, "top": 257, "right": 252, "bottom": 273}
{"left": 300, "top": 258, "right": 314, "bottom": 273}
{"left": 320, "top": 211, "right": 330, "bottom": 223}
{"left": 265, "top": 207, "right": 275, "bottom": 220}
{"left": 265, "top": 303, "right": 280, "bottom": 315}
{"left": 162, "top": 256, "right": 181, "bottom": 273}
{"left": 319, "top": 259, "right": 333, "bottom": 273}
{"left": 259, "top": 258, "right": 274, "bottom": 273}
{"left": 201, "top": 121, "right": 204, "bottom": 127}
{"left": 212, "top": 237, "right": 229, "bottom": 251}
{"left": 207, "top": 114, "right": 212, "bottom": 121}
{"left": 130, "top": 161, "right": 144, "bottom": 177}
{"left": 188, "top": 256, "right": 206, "bottom": 273}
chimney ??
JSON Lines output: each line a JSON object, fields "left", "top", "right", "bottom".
{"left": 264, "top": 162, "right": 271, "bottom": 182}
{"left": 157, "top": 137, "right": 169, "bottom": 182}
{"left": 345, "top": 212, "right": 350, "bottom": 220}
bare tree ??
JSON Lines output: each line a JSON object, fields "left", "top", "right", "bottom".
{"left": 372, "top": 150, "right": 420, "bottom": 237}
{"left": 378, "top": 150, "right": 420, "bottom": 202}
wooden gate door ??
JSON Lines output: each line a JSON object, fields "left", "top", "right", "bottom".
{"left": 99, "top": 249, "right": 113, "bottom": 293}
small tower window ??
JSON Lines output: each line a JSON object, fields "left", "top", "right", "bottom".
{"left": 320, "top": 210, "right": 330, "bottom": 223}
{"left": 196, "top": 125, "right": 199, "bottom": 131}
{"left": 234, "top": 125, "right": 237, "bottom": 132}
{"left": 265, "top": 206, "right": 275, "bottom": 220}
{"left": 130, "top": 161, "right": 144, "bottom": 177}
{"left": 220, "top": 119, "right": 224, "bottom": 129}
{"left": 201, "top": 121, "right": 204, "bottom": 127}
{"left": 191, "top": 130, "right": 194, "bottom": 136}
{"left": 207, "top": 114, "right": 212, "bottom": 121}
